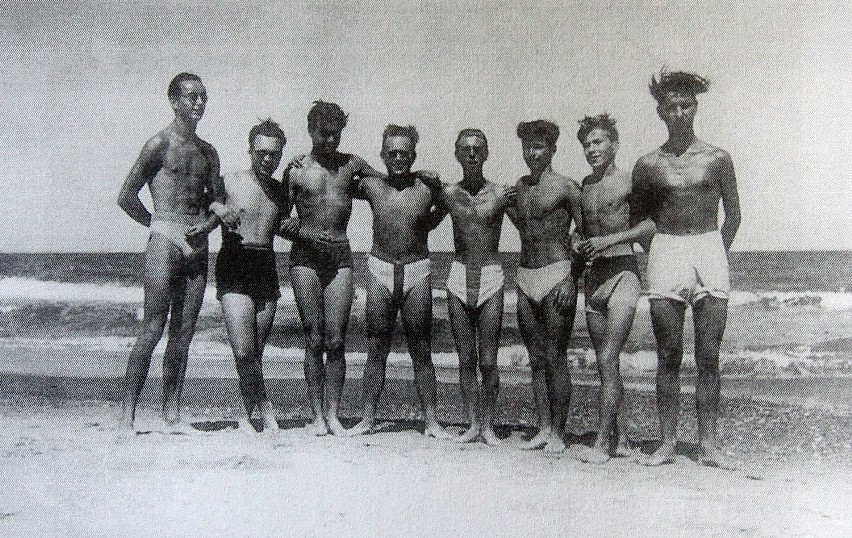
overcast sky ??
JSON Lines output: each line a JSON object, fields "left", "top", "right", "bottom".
{"left": 1, "top": 1, "right": 849, "bottom": 252}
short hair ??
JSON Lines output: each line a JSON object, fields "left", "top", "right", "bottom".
{"left": 577, "top": 114, "right": 619, "bottom": 143}
{"left": 382, "top": 124, "right": 419, "bottom": 148}
{"left": 649, "top": 69, "right": 710, "bottom": 102}
{"left": 168, "top": 72, "right": 202, "bottom": 100}
{"left": 455, "top": 128, "right": 488, "bottom": 151}
{"left": 249, "top": 118, "right": 286, "bottom": 149}
{"left": 517, "top": 119, "right": 560, "bottom": 146}
{"left": 307, "top": 100, "right": 348, "bottom": 130}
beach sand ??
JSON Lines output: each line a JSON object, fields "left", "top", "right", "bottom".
{"left": 1, "top": 374, "right": 851, "bottom": 537}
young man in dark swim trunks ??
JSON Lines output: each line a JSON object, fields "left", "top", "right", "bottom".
{"left": 216, "top": 119, "right": 289, "bottom": 435}
{"left": 422, "top": 129, "right": 516, "bottom": 446}
{"left": 570, "top": 114, "right": 655, "bottom": 464}
{"left": 279, "top": 101, "right": 384, "bottom": 436}
{"left": 344, "top": 125, "right": 452, "bottom": 439}
{"left": 506, "top": 120, "right": 584, "bottom": 454}
{"left": 117, "top": 73, "right": 231, "bottom": 432}
{"left": 632, "top": 71, "right": 741, "bottom": 468}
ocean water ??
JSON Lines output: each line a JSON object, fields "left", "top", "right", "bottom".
{"left": 1, "top": 251, "right": 851, "bottom": 376}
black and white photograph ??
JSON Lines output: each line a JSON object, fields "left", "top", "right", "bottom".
{"left": 1, "top": 1, "right": 850, "bottom": 535}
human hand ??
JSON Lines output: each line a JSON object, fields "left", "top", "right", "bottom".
{"left": 501, "top": 185, "right": 518, "bottom": 204}
{"left": 552, "top": 277, "right": 577, "bottom": 314}
{"left": 416, "top": 170, "right": 442, "bottom": 190}
{"left": 278, "top": 217, "right": 301, "bottom": 239}
{"left": 288, "top": 154, "right": 308, "bottom": 169}
{"left": 579, "top": 236, "right": 612, "bottom": 260}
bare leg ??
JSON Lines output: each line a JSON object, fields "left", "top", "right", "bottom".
{"left": 120, "top": 236, "right": 176, "bottom": 429}
{"left": 402, "top": 279, "right": 452, "bottom": 439}
{"left": 448, "top": 293, "right": 480, "bottom": 443}
{"left": 637, "top": 298, "right": 686, "bottom": 466}
{"left": 517, "top": 292, "right": 550, "bottom": 449}
{"left": 540, "top": 287, "right": 575, "bottom": 454}
{"left": 477, "top": 289, "right": 504, "bottom": 447}
{"left": 323, "top": 267, "right": 353, "bottom": 436}
{"left": 291, "top": 266, "right": 328, "bottom": 436}
{"left": 348, "top": 273, "right": 395, "bottom": 436}
{"left": 693, "top": 296, "right": 734, "bottom": 469}
{"left": 161, "top": 254, "right": 207, "bottom": 427}
{"left": 254, "top": 297, "right": 279, "bottom": 433}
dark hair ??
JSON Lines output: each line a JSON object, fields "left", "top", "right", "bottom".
{"left": 249, "top": 118, "right": 286, "bottom": 149}
{"left": 307, "top": 100, "right": 348, "bottom": 130}
{"left": 455, "top": 128, "right": 488, "bottom": 151}
{"left": 382, "top": 124, "right": 419, "bottom": 148}
{"left": 577, "top": 113, "right": 619, "bottom": 143}
{"left": 649, "top": 69, "right": 710, "bottom": 102}
{"left": 167, "top": 72, "right": 202, "bottom": 100}
{"left": 517, "top": 119, "right": 560, "bottom": 146}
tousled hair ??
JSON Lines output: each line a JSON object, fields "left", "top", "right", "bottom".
{"left": 649, "top": 69, "right": 709, "bottom": 102}
{"left": 249, "top": 118, "right": 286, "bottom": 149}
{"left": 517, "top": 119, "right": 560, "bottom": 146}
{"left": 577, "top": 113, "right": 619, "bottom": 143}
{"left": 307, "top": 100, "right": 348, "bottom": 130}
{"left": 168, "top": 72, "right": 202, "bottom": 100}
{"left": 382, "top": 124, "right": 419, "bottom": 148}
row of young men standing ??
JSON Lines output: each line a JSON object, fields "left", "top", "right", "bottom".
{"left": 117, "top": 70, "right": 740, "bottom": 468}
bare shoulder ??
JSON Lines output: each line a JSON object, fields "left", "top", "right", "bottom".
{"left": 195, "top": 137, "right": 218, "bottom": 159}
{"left": 548, "top": 172, "right": 581, "bottom": 194}
{"left": 702, "top": 142, "right": 732, "bottom": 164}
{"left": 143, "top": 130, "right": 170, "bottom": 155}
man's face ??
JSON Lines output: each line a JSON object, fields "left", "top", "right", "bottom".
{"left": 657, "top": 92, "right": 697, "bottom": 133}
{"left": 381, "top": 135, "right": 416, "bottom": 178}
{"left": 455, "top": 135, "right": 488, "bottom": 173}
{"left": 309, "top": 120, "right": 344, "bottom": 155}
{"left": 582, "top": 128, "right": 618, "bottom": 171}
{"left": 250, "top": 135, "right": 284, "bottom": 178}
{"left": 522, "top": 137, "right": 555, "bottom": 173}
{"left": 170, "top": 79, "right": 207, "bottom": 122}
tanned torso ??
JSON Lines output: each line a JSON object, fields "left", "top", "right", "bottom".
{"left": 222, "top": 170, "right": 284, "bottom": 248}
{"left": 443, "top": 180, "right": 507, "bottom": 266}
{"left": 361, "top": 175, "right": 436, "bottom": 261}
{"left": 148, "top": 127, "right": 215, "bottom": 216}
{"left": 515, "top": 171, "right": 580, "bottom": 268}
{"left": 582, "top": 167, "right": 634, "bottom": 257}
{"left": 287, "top": 153, "right": 370, "bottom": 242}
{"left": 635, "top": 139, "right": 731, "bottom": 236}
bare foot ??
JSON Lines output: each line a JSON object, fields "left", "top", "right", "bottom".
{"left": 455, "top": 424, "right": 481, "bottom": 443}
{"left": 326, "top": 415, "right": 348, "bottom": 436}
{"left": 261, "top": 413, "right": 281, "bottom": 434}
{"left": 304, "top": 418, "right": 329, "bottom": 436}
{"left": 636, "top": 443, "right": 677, "bottom": 466}
{"left": 572, "top": 445, "right": 610, "bottom": 464}
{"left": 424, "top": 422, "right": 455, "bottom": 440}
{"left": 697, "top": 446, "right": 737, "bottom": 470}
{"left": 164, "top": 421, "right": 204, "bottom": 436}
{"left": 237, "top": 418, "right": 258, "bottom": 436}
{"left": 615, "top": 442, "right": 639, "bottom": 458}
{"left": 344, "top": 418, "right": 374, "bottom": 437}
{"left": 521, "top": 428, "right": 552, "bottom": 450}
{"left": 542, "top": 436, "right": 566, "bottom": 454}
{"left": 481, "top": 428, "right": 502, "bottom": 447}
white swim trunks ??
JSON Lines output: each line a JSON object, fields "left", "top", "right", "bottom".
{"left": 149, "top": 212, "right": 208, "bottom": 259}
{"left": 516, "top": 260, "right": 573, "bottom": 304}
{"left": 446, "top": 261, "right": 504, "bottom": 309}
{"left": 646, "top": 231, "right": 730, "bottom": 304}
{"left": 367, "top": 254, "right": 431, "bottom": 301}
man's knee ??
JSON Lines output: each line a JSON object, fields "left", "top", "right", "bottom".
{"left": 528, "top": 354, "right": 546, "bottom": 372}
{"left": 479, "top": 360, "right": 498, "bottom": 378}
{"left": 304, "top": 330, "right": 324, "bottom": 355}
{"left": 324, "top": 338, "right": 345, "bottom": 357}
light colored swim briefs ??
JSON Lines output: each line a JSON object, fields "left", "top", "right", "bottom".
{"left": 446, "top": 261, "right": 504, "bottom": 309}
{"left": 367, "top": 255, "right": 431, "bottom": 301}
{"left": 149, "top": 212, "right": 208, "bottom": 259}
{"left": 646, "top": 231, "right": 730, "bottom": 304}
{"left": 516, "top": 260, "right": 573, "bottom": 304}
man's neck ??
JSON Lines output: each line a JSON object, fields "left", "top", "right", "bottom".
{"left": 387, "top": 172, "right": 415, "bottom": 190}
{"left": 461, "top": 171, "right": 485, "bottom": 194}
{"left": 664, "top": 130, "right": 696, "bottom": 156}
{"left": 590, "top": 161, "right": 617, "bottom": 183}
{"left": 526, "top": 165, "right": 552, "bottom": 184}
{"left": 171, "top": 117, "right": 198, "bottom": 140}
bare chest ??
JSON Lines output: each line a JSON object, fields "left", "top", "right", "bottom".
{"left": 649, "top": 153, "right": 719, "bottom": 194}
{"left": 518, "top": 182, "right": 566, "bottom": 221}
{"left": 447, "top": 187, "right": 502, "bottom": 223}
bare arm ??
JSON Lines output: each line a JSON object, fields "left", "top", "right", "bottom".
{"left": 628, "top": 159, "right": 656, "bottom": 252}
{"left": 426, "top": 194, "right": 449, "bottom": 231}
{"left": 186, "top": 145, "right": 225, "bottom": 239}
{"left": 717, "top": 152, "right": 741, "bottom": 251}
{"left": 565, "top": 179, "right": 584, "bottom": 238}
{"left": 117, "top": 136, "right": 165, "bottom": 227}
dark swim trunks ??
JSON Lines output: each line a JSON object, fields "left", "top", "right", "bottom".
{"left": 583, "top": 255, "right": 641, "bottom": 314}
{"left": 215, "top": 231, "right": 281, "bottom": 300}
{"left": 289, "top": 238, "right": 353, "bottom": 287}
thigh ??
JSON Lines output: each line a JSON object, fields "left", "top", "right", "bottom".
{"left": 255, "top": 298, "right": 278, "bottom": 350}
{"left": 447, "top": 292, "right": 476, "bottom": 359}
{"left": 517, "top": 292, "right": 544, "bottom": 359}
{"left": 649, "top": 298, "right": 687, "bottom": 351}
{"left": 221, "top": 293, "right": 258, "bottom": 355}
{"left": 366, "top": 271, "right": 397, "bottom": 335}
{"left": 692, "top": 296, "right": 728, "bottom": 357}
{"left": 290, "top": 266, "right": 324, "bottom": 332}
{"left": 323, "top": 267, "right": 353, "bottom": 340}
{"left": 476, "top": 289, "right": 504, "bottom": 362}
{"left": 539, "top": 294, "right": 573, "bottom": 350}
{"left": 143, "top": 234, "right": 180, "bottom": 320}
{"left": 178, "top": 260, "right": 208, "bottom": 327}
{"left": 401, "top": 278, "right": 432, "bottom": 337}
